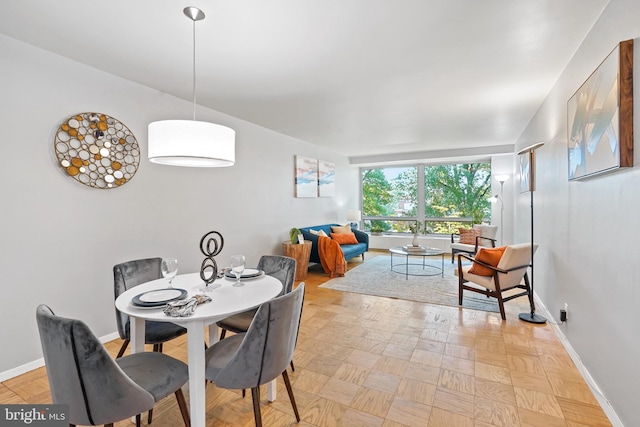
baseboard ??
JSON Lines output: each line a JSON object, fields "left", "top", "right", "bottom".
{"left": 534, "top": 297, "right": 624, "bottom": 427}
{"left": 0, "top": 331, "right": 121, "bottom": 383}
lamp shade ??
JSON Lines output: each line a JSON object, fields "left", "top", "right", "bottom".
{"left": 347, "top": 210, "right": 362, "bottom": 222}
{"left": 148, "top": 120, "right": 235, "bottom": 167}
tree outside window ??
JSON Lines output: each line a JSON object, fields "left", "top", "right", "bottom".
{"left": 361, "top": 162, "right": 491, "bottom": 234}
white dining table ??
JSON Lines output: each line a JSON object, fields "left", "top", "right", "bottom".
{"left": 114, "top": 272, "right": 283, "bottom": 427}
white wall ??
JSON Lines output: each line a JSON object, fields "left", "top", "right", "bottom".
{"left": 513, "top": 0, "right": 640, "bottom": 424}
{"left": 0, "top": 34, "right": 359, "bottom": 377}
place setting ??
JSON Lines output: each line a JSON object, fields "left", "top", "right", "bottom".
{"left": 224, "top": 255, "right": 264, "bottom": 287}
{"left": 129, "top": 257, "right": 212, "bottom": 316}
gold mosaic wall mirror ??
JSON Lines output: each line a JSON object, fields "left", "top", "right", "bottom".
{"left": 54, "top": 112, "right": 140, "bottom": 189}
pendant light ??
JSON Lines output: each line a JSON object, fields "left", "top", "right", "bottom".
{"left": 148, "top": 6, "right": 235, "bottom": 167}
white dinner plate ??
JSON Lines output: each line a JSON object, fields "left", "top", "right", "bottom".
{"left": 224, "top": 268, "right": 264, "bottom": 279}
{"left": 132, "top": 288, "right": 188, "bottom": 307}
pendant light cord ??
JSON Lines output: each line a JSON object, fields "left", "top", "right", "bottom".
{"left": 192, "top": 17, "right": 197, "bottom": 121}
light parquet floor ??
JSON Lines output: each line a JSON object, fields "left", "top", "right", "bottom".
{"left": 2, "top": 251, "right": 612, "bottom": 426}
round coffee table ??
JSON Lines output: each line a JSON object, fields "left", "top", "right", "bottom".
{"left": 389, "top": 246, "right": 445, "bottom": 279}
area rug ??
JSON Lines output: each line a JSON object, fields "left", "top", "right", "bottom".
{"left": 319, "top": 255, "right": 500, "bottom": 313}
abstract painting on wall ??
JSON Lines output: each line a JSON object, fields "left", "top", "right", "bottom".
{"left": 295, "top": 155, "right": 318, "bottom": 197}
{"left": 318, "top": 159, "right": 335, "bottom": 197}
{"left": 519, "top": 151, "right": 533, "bottom": 193}
{"left": 567, "top": 39, "right": 633, "bottom": 181}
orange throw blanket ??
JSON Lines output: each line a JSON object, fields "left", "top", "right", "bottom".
{"left": 318, "top": 236, "right": 346, "bottom": 278}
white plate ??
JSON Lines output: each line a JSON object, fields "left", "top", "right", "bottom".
{"left": 132, "top": 288, "right": 188, "bottom": 307}
{"left": 224, "top": 268, "right": 264, "bottom": 279}
{"left": 139, "top": 289, "right": 184, "bottom": 302}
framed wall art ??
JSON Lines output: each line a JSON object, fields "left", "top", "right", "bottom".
{"left": 567, "top": 39, "right": 633, "bottom": 181}
{"left": 294, "top": 155, "right": 318, "bottom": 198}
{"left": 519, "top": 150, "right": 533, "bottom": 193}
{"left": 318, "top": 159, "right": 335, "bottom": 197}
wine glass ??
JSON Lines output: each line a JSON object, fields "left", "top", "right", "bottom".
{"left": 230, "top": 255, "right": 245, "bottom": 287}
{"left": 161, "top": 258, "right": 178, "bottom": 288}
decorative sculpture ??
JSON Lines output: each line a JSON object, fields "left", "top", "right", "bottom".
{"left": 199, "top": 231, "right": 224, "bottom": 288}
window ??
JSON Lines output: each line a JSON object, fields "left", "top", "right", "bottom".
{"left": 361, "top": 162, "right": 491, "bottom": 235}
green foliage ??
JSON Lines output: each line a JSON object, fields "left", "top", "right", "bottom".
{"left": 289, "top": 228, "right": 301, "bottom": 244}
{"left": 424, "top": 163, "right": 491, "bottom": 224}
{"left": 391, "top": 167, "right": 418, "bottom": 216}
{"left": 361, "top": 162, "right": 491, "bottom": 234}
{"left": 362, "top": 169, "right": 394, "bottom": 217}
{"left": 407, "top": 220, "right": 422, "bottom": 235}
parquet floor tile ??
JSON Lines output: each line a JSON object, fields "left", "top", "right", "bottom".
{"left": 0, "top": 251, "right": 613, "bottom": 426}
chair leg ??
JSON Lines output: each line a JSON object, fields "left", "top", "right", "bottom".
{"left": 242, "top": 389, "right": 246, "bottom": 398}
{"left": 251, "top": 387, "right": 262, "bottom": 427}
{"left": 136, "top": 413, "right": 141, "bottom": 427}
{"left": 457, "top": 257, "right": 464, "bottom": 306}
{"left": 148, "top": 409, "right": 153, "bottom": 424}
{"left": 290, "top": 359, "right": 295, "bottom": 372}
{"left": 495, "top": 292, "right": 506, "bottom": 320}
{"left": 220, "top": 329, "right": 227, "bottom": 340}
{"left": 175, "top": 388, "right": 191, "bottom": 427}
{"left": 116, "top": 339, "right": 129, "bottom": 358}
{"left": 523, "top": 272, "right": 534, "bottom": 310}
{"left": 282, "top": 370, "right": 300, "bottom": 422}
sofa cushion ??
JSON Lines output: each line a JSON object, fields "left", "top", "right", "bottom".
{"left": 331, "top": 224, "right": 352, "bottom": 234}
{"left": 330, "top": 232, "right": 358, "bottom": 245}
{"left": 468, "top": 246, "right": 506, "bottom": 276}
{"left": 309, "top": 228, "right": 328, "bottom": 237}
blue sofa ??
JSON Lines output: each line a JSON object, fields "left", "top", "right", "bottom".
{"left": 299, "top": 224, "right": 369, "bottom": 264}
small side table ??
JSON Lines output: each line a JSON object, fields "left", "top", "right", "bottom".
{"left": 282, "top": 241, "right": 312, "bottom": 281}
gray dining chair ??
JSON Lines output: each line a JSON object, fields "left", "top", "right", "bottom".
{"left": 113, "top": 257, "right": 187, "bottom": 358}
{"left": 205, "top": 282, "right": 305, "bottom": 427}
{"left": 36, "top": 304, "right": 190, "bottom": 427}
{"left": 216, "top": 255, "right": 296, "bottom": 340}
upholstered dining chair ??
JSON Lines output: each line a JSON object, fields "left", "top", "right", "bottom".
{"left": 205, "top": 282, "right": 305, "bottom": 427}
{"left": 36, "top": 304, "right": 190, "bottom": 427}
{"left": 456, "top": 242, "right": 537, "bottom": 320}
{"left": 217, "top": 255, "right": 296, "bottom": 341}
{"left": 113, "top": 257, "right": 187, "bottom": 358}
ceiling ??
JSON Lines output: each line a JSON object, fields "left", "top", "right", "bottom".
{"left": 1, "top": 0, "right": 609, "bottom": 164}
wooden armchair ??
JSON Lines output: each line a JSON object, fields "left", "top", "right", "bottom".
{"left": 450, "top": 225, "right": 498, "bottom": 263}
{"left": 456, "top": 242, "right": 537, "bottom": 320}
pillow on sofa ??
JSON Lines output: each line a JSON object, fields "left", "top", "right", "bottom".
{"left": 331, "top": 225, "right": 352, "bottom": 234}
{"left": 330, "top": 232, "right": 359, "bottom": 245}
{"left": 468, "top": 246, "right": 507, "bottom": 276}
{"left": 458, "top": 228, "right": 479, "bottom": 245}
{"left": 309, "top": 229, "right": 328, "bottom": 237}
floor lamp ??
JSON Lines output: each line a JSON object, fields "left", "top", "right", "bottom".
{"left": 493, "top": 174, "right": 510, "bottom": 245}
{"left": 517, "top": 142, "right": 546, "bottom": 324}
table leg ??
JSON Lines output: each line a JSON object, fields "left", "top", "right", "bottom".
{"left": 208, "top": 323, "right": 219, "bottom": 346}
{"left": 128, "top": 318, "right": 146, "bottom": 424}
{"left": 267, "top": 379, "right": 277, "bottom": 402}
{"left": 405, "top": 254, "right": 409, "bottom": 280}
{"left": 130, "top": 317, "right": 145, "bottom": 353}
{"left": 187, "top": 321, "right": 207, "bottom": 427}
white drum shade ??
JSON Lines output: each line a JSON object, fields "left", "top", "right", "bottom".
{"left": 148, "top": 120, "right": 235, "bottom": 167}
